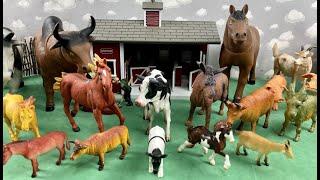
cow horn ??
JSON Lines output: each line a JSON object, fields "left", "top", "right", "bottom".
{"left": 300, "top": 46, "right": 304, "bottom": 51}
{"left": 136, "top": 74, "right": 145, "bottom": 81}
{"left": 80, "top": 16, "right": 96, "bottom": 37}
{"left": 52, "top": 23, "right": 68, "bottom": 42}
{"left": 213, "top": 66, "right": 228, "bottom": 75}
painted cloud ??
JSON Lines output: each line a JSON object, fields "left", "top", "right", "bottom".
{"left": 267, "top": 38, "right": 290, "bottom": 50}
{"left": 175, "top": 16, "right": 187, "bottom": 21}
{"left": 11, "top": 19, "right": 26, "bottom": 31}
{"left": 17, "top": 0, "right": 31, "bottom": 8}
{"left": 87, "top": 0, "right": 94, "bottom": 3}
{"left": 107, "top": 10, "right": 116, "bottom": 16}
{"left": 276, "top": 0, "right": 294, "bottom": 2}
{"left": 35, "top": 16, "right": 42, "bottom": 21}
{"left": 311, "top": 1, "right": 317, "bottom": 9}
{"left": 285, "top": 9, "right": 305, "bottom": 23}
{"left": 62, "top": 21, "right": 78, "bottom": 31}
{"left": 196, "top": 8, "right": 207, "bottom": 17}
{"left": 216, "top": 18, "right": 225, "bottom": 28}
{"left": 246, "top": 10, "right": 253, "bottom": 19}
{"left": 44, "top": 0, "right": 77, "bottom": 12}
{"left": 305, "top": 23, "right": 317, "bottom": 39}
{"left": 135, "top": 0, "right": 192, "bottom": 8}
{"left": 279, "top": 31, "right": 294, "bottom": 41}
{"left": 222, "top": 4, "right": 229, "bottom": 10}
{"left": 264, "top": 6, "right": 271, "bottom": 11}
{"left": 270, "top": 24, "right": 279, "bottom": 30}
{"left": 82, "top": 13, "right": 92, "bottom": 22}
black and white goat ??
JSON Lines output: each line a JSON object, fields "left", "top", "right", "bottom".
{"left": 146, "top": 126, "right": 167, "bottom": 177}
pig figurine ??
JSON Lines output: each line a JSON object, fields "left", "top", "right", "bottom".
{"left": 69, "top": 125, "right": 130, "bottom": 171}
{"left": 278, "top": 81, "right": 317, "bottom": 142}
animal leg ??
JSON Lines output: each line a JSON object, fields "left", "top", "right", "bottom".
{"left": 93, "top": 109, "right": 105, "bottom": 133}
{"left": 62, "top": 144, "right": 66, "bottom": 160}
{"left": 63, "top": 99, "right": 80, "bottom": 132}
{"left": 110, "top": 103, "right": 125, "bottom": 125}
{"left": 223, "top": 154, "right": 231, "bottom": 170}
{"left": 218, "top": 101, "right": 225, "bottom": 115}
{"left": 279, "top": 115, "right": 290, "bottom": 136}
{"left": 251, "top": 121, "right": 257, "bottom": 132}
{"left": 31, "top": 159, "right": 38, "bottom": 178}
{"left": 309, "top": 115, "right": 317, "bottom": 133}
{"left": 56, "top": 147, "right": 64, "bottom": 165}
{"left": 158, "top": 160, "right": 164, "bottom": 178}
{"left": 32, "top": 125, "right": 41, "bottom": 138}
{"left": 236, "top": 143, "right": 242, "bottom": 155}
{"left": 43, "top": 79, "right": 55, "bottom": 111}
{"left": 204, "top": 106, "right": 212, "bottom": 129}
{"left": 202, "top": 146, "right": 208, "bottom": 155}
{"left": 243, "top": 147, "right": 248, "bottom": 156}
{"left": 294, "top": 122, "right": 302, "bottom": 142}
{"left": 233, "top": 67, "right": 250, "bottom": 103}
{"left": 4, "top": 119, "right": 17, "bottom": 141}
{"left": 263, "top": 110, "right": 271, "bottom": 128}
{"left": 256, "top": 153, "right": 263, "bottom": 166}
{"left": 236, "top": 121, "right": 245, "bottom": 131}
{"left": 164, "top": 109, "right": 171, "bottom": 142}
{"left": 148, "top": 157, "right": 153, "bottom": 173}
{"left": 119, "top": 143, "right": 127, "bottom": 160}
{"left": 146, "top": 113, "right": 154, "bottom": 135}
{"left": 71, "top": 101, "right": 79, "bottom": 117}
{"left": 98, "top": 153, "right": 105, "bottom": 171}
{"left": 35, "top": 159, "right": 40, "bottom": 171}
{"left": 248, "top": 65, "right": 256, "bottom": 85}
{"left": 209, "top": 151, "right": 216, "bottom": 165}
{"left": 14, "top": 129, "right": 21, "bottom": 141}
{"left": 177, "top": 140, "right": 194, "bottom": 152}
{"left": 185, "top": 103, "right": 196, "bottom": 127}
{"left": 264, "top": 155, "right": 269, "bottom": 166}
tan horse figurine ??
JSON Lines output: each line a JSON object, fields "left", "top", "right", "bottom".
{"left": 54, "top": 54, "right": 125, "bottom": 132}
{"left": 219, "top": 4, "right": 260, "bottom": 103}
{"left": 3, "top": 93, "right": 41, "bottom": 142}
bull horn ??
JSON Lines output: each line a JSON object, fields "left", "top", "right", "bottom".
{"left": 136, "top": 74, "right": 145, "bottom": 81}
{"left": 52, "top": 23, "right": 68, "bottom": 42}
{"left": 80, "top": 16, "right": 96, "bottom": 37}
{"left": 213, "top": 66, "right": 228, "bottom": 75}
{"left": 300, "top": 46, "right": 304, "bottom": 51}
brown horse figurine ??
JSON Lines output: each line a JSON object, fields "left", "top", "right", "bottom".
{"left": 3, "top": 131, "right": 70, "bottom": 178}
{"left": 55, "top": 58, "right": 125, "bottom": 132}
{"left": 219, "top": 4, "right": 260, "bottom": 103}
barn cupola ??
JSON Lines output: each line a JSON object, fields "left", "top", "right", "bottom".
{"left": 142, "top": 0, "right": 163, "bottom": 27}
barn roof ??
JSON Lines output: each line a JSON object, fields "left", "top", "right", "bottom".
{"left": 92, "top": 19, "right": 221, "bottom": 44}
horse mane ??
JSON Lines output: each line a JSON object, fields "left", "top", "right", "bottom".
{"left": 231, "top": 10, "right": 246, "bottom": 20}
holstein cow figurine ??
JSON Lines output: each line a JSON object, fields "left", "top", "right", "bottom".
{"left": 3, "top": 131, "right": 70, "bottom": 178}
{"left": 278, "top": 78, "right": 317, "bottom": 142}
{"left": 236, "top": 131, "right": 294, "bottom": 166}
{"left": 34, "top": 16, "right": 95, "bottom": 111}
{"left": 219, "top": 4, "right": 260, "bottom": 103}
{"left": 185, "top": 63, "right": 228, "bottom": 128}
{"left": 135, "top": 69, "right": 172, "bottom": 141}
{"left": 3, "top": 93, "right": 41, "bottom": 142}
{"left": 3, "top": 27, "right": 24, "bottom": 93}
{"left": 178, "top": 121, "right": 235, "bottom": 170}
{"left": 69, "top": 125, "right": 130, "bottom": 171}
{"left": 53, "top": 54, "right": 125, "bottom": 132}
{"left": 146, "top": 126, "right": 167, "bottom": 177}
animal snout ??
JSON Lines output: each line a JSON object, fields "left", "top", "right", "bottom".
{"left": 235, "top": 32, "right": 247, "bottom": 39}
{"left": 135, "top": 98, "right": 145, "bottom": 107}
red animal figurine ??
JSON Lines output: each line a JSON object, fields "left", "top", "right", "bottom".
{"left": 34, "top": 16, "right": 95, "bottom": 111}
{"left": 219, "top": 4, "right": 260, "bottom": 103}
{"left": 3, "top": 131, "right": 70, "bottom": 178}
{"left": 185, "top": 63, "right": 228, "bottom": 128}
{"left": 54, "top": 55, "right": 125, "bottom": 132}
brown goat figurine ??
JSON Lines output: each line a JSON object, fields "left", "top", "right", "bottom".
{"left": 236, "top": 130, "right": 294, "bottom": 166}
{"left": 69, "top": 125, "right": 130, "bottom": 171}
{"left": 3, "top": 131, "right": 70, "bottom": 178}
{"left": 185, "top": 63, "right": 228, "bottom": 128}
{"left": 219, "top": 4, "right": 260, "bottom": 103}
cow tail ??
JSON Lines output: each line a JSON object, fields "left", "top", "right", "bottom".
{"left": 65, "top": 135, "right": 70, "bottom": 150}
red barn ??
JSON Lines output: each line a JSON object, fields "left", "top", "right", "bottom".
{"left": 91, "top": 0, "right": 220, "bottom": 94}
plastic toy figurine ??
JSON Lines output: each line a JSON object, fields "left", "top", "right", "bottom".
{"left": 3, "top": 131, "right": 70, "bottom": 178}
{"left": 3, "top": 93, "right": 40, "bottom": 141}
{"left": 219, "top": 4, "right": 260, "bottom": 103}
{"left": 135, "top": 69, "right": 172, "bottom": 141}
{"left": 34, "top": 16, "right": 96, "bottom": 112}
{"left": 113, "top": 77, "right": 133, "bottom": 107}
{"left": 53, "top": 54, "right": 125, "bottom": 132}
{"left": 69, "top": 125, "right": 130, "bottom": 171}
{"left": 278, "top": 78, "right": 317, "bottom": 142}
{"left": 178, "top": 121, "right": 235, "bottom": 170}
{"left": 272, "top": 43, "right": 316, "bottom": 90}
{"left": 3, "top": 27, "right": 24, "bottom": 93}
{"left": 301, "top": 73, "right": 317, "bottom": 94}
{"left": 184, "top": 62, "right": 228, "bottom": 128}
{"left": 146, "top": 126, "right": 167, "bottom": 178}
{"left": 236, "top": 131, "right": 294, "bottom": 166}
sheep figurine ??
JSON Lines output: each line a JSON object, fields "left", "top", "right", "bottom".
{"left": 146, "top": 126, "right": 167, "bottom": 178}
{"left": 236, "top": 130, "right": 294, "bottom": 166}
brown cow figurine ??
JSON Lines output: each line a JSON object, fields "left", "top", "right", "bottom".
{"left": 219, "top": 4, "right": 260, "bottom": 103}
{"left": 34, "top": 16, "right": 95, "bottom": 111}
{"left": 53, "top": 54, "right": 125, "bottom": 132}
{"left": 3, "top": 131, "right": 70, "bottom": 178}
{"left": 185, "top": 63, "right": 228, "bottom": 128}
{"left": 69, "top": 125, "right": 130, "bottom": 171}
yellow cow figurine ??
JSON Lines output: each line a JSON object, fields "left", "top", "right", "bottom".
{"left": 3, "top": 93, "right": 41, "bottom": 141}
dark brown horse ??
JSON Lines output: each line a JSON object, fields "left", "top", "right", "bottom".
{"left": 3, "top": 131, "right": 69, "bottom": 178}
{"left": 219, "top": 4, "right": 260, "bottom": 103}
{"left": 56, "top": 58, "right": 125, "bottom": 132}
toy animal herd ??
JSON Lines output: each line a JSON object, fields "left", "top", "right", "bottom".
{"left": 3, "top": 4, "right": 317, "bottom": 179}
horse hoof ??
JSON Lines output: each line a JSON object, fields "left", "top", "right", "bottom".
{"left": 56, "top": 161, "right": 61, "bottom": 166}
{"left": 233, "top": 98, "right": 241, "bottom": 103}
{"left": 72, "top": 127, "right": 80, "bottom": 132}
{"left": 19, "top": 81, "right": 25, "bottom": 88}
{"left": 31, "top": 174, "right": 37, "bottom": 178}
{"left": 145, "top": 129, "right": 149, "bottom": 135}
{"left": 166, "top": 136, "right": 170, "bottom": 142}
{"left": 265, "top": 163, "right": 269, "bottom": 166}
{"left": 263, "top": 124, "right": 268, "bottom": 129}
{"left": 119, "top": 155, "right": 125, "bottom": 160}
{"left": 71, "top": 110, "right": 77, "bottom": 117}
{"left": 98, "top": 166, "right": 104, "bottom": 171}
{"left": 248, "top": 80, "right": 255, "bottom": 85}
{"left": 46, "top": 106, "right": 55, "bottom": 112}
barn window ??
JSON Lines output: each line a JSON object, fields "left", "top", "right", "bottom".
{"left": 106, "top": 59, "right": 117, "bottom": 77}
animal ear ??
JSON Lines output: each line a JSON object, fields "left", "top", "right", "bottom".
{"left": 199, "top": 63, "right": 206, "bottom": 73}
{"left": 50, "top": 41, "right": 63, "bottom": 50}
{"left": 161, "top": 154, "right": 168, "bottom": 158}
{"left": 234, "top": 103, "right": 246, "bottom": 110}
{"left": 285, "top": 143, "right": 289, "bottom": 150}
{"left": 242, "top": 4, "right": 248, "bottom": 15}
{"left": 272, "top": 43, "right": 280, "bottom": 57}
{"left": 103, "top": 58, "right": 107, "bottom": 65}
{"left": 300, "top": 45, "right": 304, "bottom": 51}
{"left": 213, "top": 66, "right": 228, "bottom": 75}
{"left": 229, "top": 5, "right": 235, "bottom": 14}
{"left": 286, "top": 140, "right": 291, "bottom": 146}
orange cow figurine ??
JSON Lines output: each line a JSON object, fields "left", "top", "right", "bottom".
{"left": 3, "top": 93, "right": 41, "bottom": 141}
{"left": 53, "top": 54, "right": 125, "bottom": 132}
{"left": 264, "top": 74, "right": 288, "bottom": 111}
{"left": 69, "top": 125, "right": 130, "bottom": 171}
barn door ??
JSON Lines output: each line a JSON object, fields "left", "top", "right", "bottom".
{"left": 130, "top": 66, "right": 156, "bottom": 86}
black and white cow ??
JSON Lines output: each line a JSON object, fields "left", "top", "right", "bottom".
{"left": 135, "top": 69, "right": 172, "bottom": 141}
{"left": 146, "top": 126, "right": 167, "bottom": 177}
{"left": 3, "top": 27, "right": 24, "bottom": 93}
